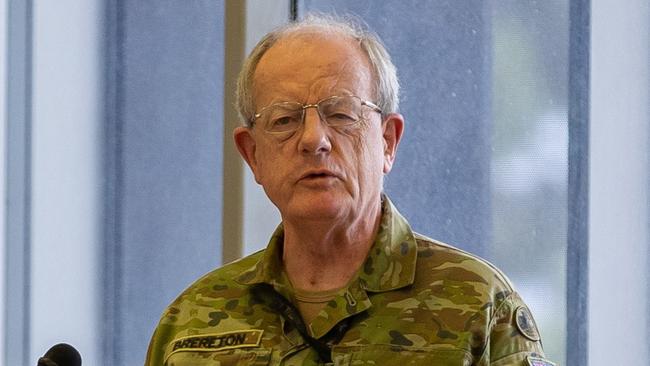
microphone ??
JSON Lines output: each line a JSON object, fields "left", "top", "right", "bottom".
{"left": 37, "top": 343, "right": 81, "bottom": 366}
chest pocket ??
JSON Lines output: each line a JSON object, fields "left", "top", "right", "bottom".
{"left": 164, "top": 347, "right": 271, "bottom": 366}
{"left": 331, "top": 345, "right": 473, "bottom": 366}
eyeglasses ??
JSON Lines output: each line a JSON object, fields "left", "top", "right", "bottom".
{"left": 250, "top": 95, "right": 382, "bottom": 135}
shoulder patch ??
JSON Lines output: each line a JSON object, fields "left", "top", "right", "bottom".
{"left": 515, "top": 305, "right": 541, "bottom": 341}
{"left": 166, "top": 330, "right": 263, "bottom": 358}
{"left": 527, "top": 355, "right": 557, "bottom": 366}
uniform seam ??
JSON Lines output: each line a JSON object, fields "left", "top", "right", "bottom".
{"left": 476, "top": 291, "right": 516, "bottom": 364}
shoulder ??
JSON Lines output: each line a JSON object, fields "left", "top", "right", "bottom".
{"left": 412, "top": 232, "right": 515, "bottom": 299}
{"left": 158, "top": 250, "right": 265, "bottom": 322}
{"left": 145, "top": 250, "right": 266, "bottom": 365}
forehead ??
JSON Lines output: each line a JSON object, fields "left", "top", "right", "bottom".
{"left": 252, "top": 32, "right": 374, "bottom": 106}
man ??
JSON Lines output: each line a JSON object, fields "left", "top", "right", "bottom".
{"left": 146, "top": 15, "right": 555, "bottom": 366}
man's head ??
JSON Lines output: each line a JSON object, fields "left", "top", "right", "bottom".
{"left": 233, "top": 15, "right": 404, "bottom": 225}
{"left": 236, "top": 14, "right": 400, "bottom": 126}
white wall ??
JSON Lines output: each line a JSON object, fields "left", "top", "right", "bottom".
{"left": 589, "top": 0, "right": 649, "bottom": 364}
{"left": 29, "top": 0, "right": 103, "bottom": 364}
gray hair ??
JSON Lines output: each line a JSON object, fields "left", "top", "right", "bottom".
{"left": 235, "top": 13, "right": 400, "bottom": 127}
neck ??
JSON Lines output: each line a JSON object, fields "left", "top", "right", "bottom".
{"left": 281, "top": 200, "right": 382, "bottom": 292}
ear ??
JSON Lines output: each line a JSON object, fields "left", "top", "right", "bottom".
{"left": 381, "top": 113, "right": 404, "bottom": 174}
{"left": 233, "top": 126, "right": 262, "bottom": 183}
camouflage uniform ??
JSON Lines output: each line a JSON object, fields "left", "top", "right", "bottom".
{"left": 146, "top": 197, "right": 554, "bottom": 366}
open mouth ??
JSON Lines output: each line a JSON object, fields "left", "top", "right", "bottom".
{"left": 299, "top": 170, "right": 339, "bottom": 182}
{"left": 306, "top": 173, "right": 332, "bottom": 178}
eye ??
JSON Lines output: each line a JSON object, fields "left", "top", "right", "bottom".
{"left": 325, "top": 111, "right": 358, "bottom": 125}
{"left": 265, "top": 108, "right": 302, "bottom": 132}
{"left": 320, "top": 96, "right": 362, "bottom": 126}
{"left": 273, "top": 116, "right": 293, "bottom": 126}
{"left": 323, "top": 105, "right": 360, "bottom": 126}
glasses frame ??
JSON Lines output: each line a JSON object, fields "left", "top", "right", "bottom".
{"left": 250, "top": 95, "right": 382, "bottom": 135}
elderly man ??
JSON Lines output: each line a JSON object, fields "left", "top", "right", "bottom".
{"left": 146, "top": 15, "right": 554, "bottom": 366}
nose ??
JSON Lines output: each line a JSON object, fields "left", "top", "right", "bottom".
{"left": 297, "top": 107, "right": 332, "bottom": 154}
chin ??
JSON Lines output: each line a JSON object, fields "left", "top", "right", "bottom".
{"left": 286, "top": 192, "right": 352, "bottom": 221}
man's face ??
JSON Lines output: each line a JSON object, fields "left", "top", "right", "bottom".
{"left": 235, "top": 33, "right": 403, "bottom": 224}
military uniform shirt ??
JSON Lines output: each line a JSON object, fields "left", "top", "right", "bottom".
{"left": 146, "top": 196, "right": 552, "bottom": 366}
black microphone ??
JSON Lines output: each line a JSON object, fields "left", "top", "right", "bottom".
{"left": 37, "top": 343, "right": 81, "bottom": 366}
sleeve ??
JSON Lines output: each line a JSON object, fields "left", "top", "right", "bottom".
{"left": 478, "top": 291, "right": 554, "bottom": 366}
{"left": 145, "top": 322, "right": 170, "bottom": 366}
{"left": 145, "top": 310, "right": 180, "bottom": 366}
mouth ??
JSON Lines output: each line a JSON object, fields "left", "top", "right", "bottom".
{"left": 299, "top": 169, "right": 339, "bottom": 181}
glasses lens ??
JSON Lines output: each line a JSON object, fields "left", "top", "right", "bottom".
{"left": 319, "top": 96, "right": 362, "bottom": 127}
{"left": 263, "top": 102, "right": 303, "bottom": 133}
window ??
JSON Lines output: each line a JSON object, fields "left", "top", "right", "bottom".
{"left": 298, "top": 0, "right": 569, "bottom": 361}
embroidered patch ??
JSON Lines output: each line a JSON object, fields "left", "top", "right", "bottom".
{"left": 527, "top": 355, "right": 557, "bottom": 366}
{"left": 515, "top": 306, "right": 541, "bottom": 342}
{"left": 166, "top": 329, "right": 263, "bottom": 357}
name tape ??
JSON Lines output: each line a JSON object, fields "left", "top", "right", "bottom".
{"left": 166, "top": 329, "right": 264, "bottom": 357}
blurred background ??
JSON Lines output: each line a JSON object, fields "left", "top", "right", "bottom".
{"left": 1, "top": 0, "right": 647, "bottom": 365}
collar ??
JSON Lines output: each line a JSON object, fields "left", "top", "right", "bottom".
{"left": 235, "top": 195, "right": 418, "bottom": 294}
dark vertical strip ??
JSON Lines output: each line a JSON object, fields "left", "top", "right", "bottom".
{"left": 567, "top": 0, "right": 589, "bottom": 365}
{"left": 222, "top": 1, "right": 245, "bottom": 263}
{"left": 290, "top": 0, "right": 298, "bottom": 21}
{"left": 103, "top": 0, "right": 124, "bottom": 365}
{"left": 5, "top": 0, "right": 33, "bottom": 365}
